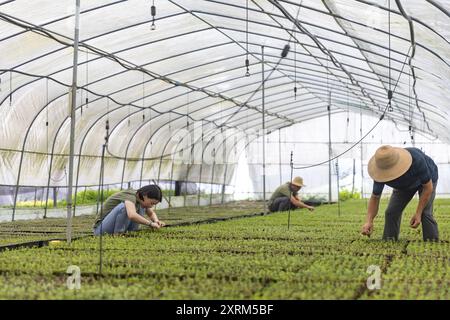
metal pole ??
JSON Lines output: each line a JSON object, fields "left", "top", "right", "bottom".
{"left": 261, "top": 45, "right": 267, "bottom": 214}
{"left": 352, "top": 158, "right": 356, "bottom": 195}
{"left": 66, "top": 0, "right": 81, "bottom": 244}
{"left": 360, "top": 108, "right": 364, "bottom": 199}
{"left": 209, "top": 148, "right": 216, "bottom": 206}
{"left": 288, "top": 151, "right": 293, "bottom": 230}
{"left": 221, "top": 130, "right": 227, "bottom": 204}
{"left": 336, "top": 160, "right": 340, "bottom": 217}
{"left": 53, "top": 187, "right": 57, "bottom": 208}
{"left": 197, "top": 131, "right": 204, "bottom": 207}
{"left": 168, "top": 154, "right": 175, "bottom": 214}
{"left": 328, "top": 104, "right": 332, "bottom": 204}
{"left": 278, "top": 128, "right": 282, "bottom": 185}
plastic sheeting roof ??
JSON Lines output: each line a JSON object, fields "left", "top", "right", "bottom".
{"left": 0, "top": 0, "right": 449, "bottom": 188}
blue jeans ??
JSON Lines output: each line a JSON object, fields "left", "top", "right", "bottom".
{"left": 93, "top": 203, "right": 143, "bottom": 235}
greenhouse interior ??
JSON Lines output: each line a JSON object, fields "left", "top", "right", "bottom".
{"left": 0, "top": 0, "right": 449, "bottom": 301}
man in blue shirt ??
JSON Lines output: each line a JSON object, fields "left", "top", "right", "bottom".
{"left": 361, "top": 145, "right": 439, "bottom": 241}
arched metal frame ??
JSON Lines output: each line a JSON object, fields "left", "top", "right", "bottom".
{"left": 1, "top": 0, "right": 449, "bottom": 213}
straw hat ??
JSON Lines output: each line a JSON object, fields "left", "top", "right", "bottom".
{"left": 368, "top": 145, "right": 412, "bottom": 182}
{"left": 292, "top": 176, "right": 305, "bottom": 187}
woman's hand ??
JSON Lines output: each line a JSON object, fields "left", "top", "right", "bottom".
{"left": 157, "top": 221, "right": 166, "bottom": 227}
{"left": 148, "top": 221, "right": 161, "bottom": 229}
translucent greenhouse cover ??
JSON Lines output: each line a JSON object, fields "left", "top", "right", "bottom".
{"left": 0, "top": 0, "right": 449, "bottom": 197}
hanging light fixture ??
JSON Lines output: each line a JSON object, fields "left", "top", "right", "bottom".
{"left": 151, "top": 0, "right": 156, "bottom": 30}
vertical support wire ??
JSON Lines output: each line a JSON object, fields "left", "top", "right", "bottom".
{"left": 221, "top": 128, "right": 228, "bottom": 204}
{"left": 98, "top": 120, "right": 108, "bottom": 276}
{"left": 74, "top": 50, "right": 89, "bottom": 217}
{"left": 245, "top": 0, "right": 250, "bottom": 76}
{"left": 9, "top": 71, "right": 12, "bottom": 106}
{"left": 44, "top": 78, "right": 50, "bottom": 218}
{"left": 183, "top": 91, "right": 190, "bottom": 207}
{"left": 388, "top": 0, "right": 393, "bottom": 112}
{"left": 327, "top": 58, "right": 332, "bottom": 204}
{"left": 209, "top": 147, "right": 216, "bottom": 206}
{"left": 288, "top": 151, "right": 293, "bottom": 230}
{"left": 278, "top": 128, "right": 282, "bottom": 185}
{"left": 336, "top": 159, "right": 340, "bottom": 216}
{"left": 261, "top": 45, "right": 267, "bottom": 214}
{"left": 197, "top": 121, "right": 204, "bottom": 207}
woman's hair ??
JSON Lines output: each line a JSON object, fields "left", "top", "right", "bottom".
{"left": 136, "top": 184, "right": 162, "bottom": 202}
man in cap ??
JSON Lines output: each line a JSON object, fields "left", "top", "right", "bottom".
{"left": 361, "top": 145, "right": 439, "bottom": 241}
{"left": 268, "top": 176, "right": 315, "bottom": 212}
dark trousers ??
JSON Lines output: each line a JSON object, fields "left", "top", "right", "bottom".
{"left": 383, "top": 182, "right": 439, "bottom": 241}
{"left": 269, "top": 197, "right": 296, "bottom": 212}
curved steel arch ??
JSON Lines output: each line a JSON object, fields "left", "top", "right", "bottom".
{"left": 2, "top": 0, "right": 449, "bottom": 210}
{"left": 2, "top": 0, "right": 446, "bottom": 120}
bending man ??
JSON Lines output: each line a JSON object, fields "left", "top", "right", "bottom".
{"left": 361, "top": 145, "right": 439, "bottom": 241}
{"left": 268, "top": 177, "right": 314, "bottom": 212}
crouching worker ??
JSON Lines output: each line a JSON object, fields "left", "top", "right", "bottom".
{"left": 268, "top": 177, "right": 314, "bottom": 212}
{"left": 361, "top": 145, "right": 439, "bottom": 241}
{"left": 93, "top": 185, "right": 165, "bottom": 235}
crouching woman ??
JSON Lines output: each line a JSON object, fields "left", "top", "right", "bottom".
{"left": 93, "top": 185, "right": 165, "bottom": 235}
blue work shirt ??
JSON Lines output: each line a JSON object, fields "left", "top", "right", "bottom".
{"left": 372, "top": 148, "right": 438, "bottom": 195}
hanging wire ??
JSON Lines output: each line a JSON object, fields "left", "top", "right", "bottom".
{"left": 245, "top": 0, "right": 250, "bottom": 77}
{"left": 151, "top": 0, "right": 156, "bottom": 30}
{"left": 292, "top": 45, "right": 412, "bottom": 170}
{"left": 388, "top": 0, "right": 394, "bottom": 112}
{"left": 408, "top": 65, "right": 414, "bottom": 143}
{"left": 128, "top": 104, "right": 131, "bottom": 126}
{"left": 221, "top": 1, "right": 303, "bottom": 128}
{"left": 142, "top": 73, "right": 145, "bottom": 123}
{"left": 85, "top": 50, "right": 89, "bottom": 112}
{"left": 186, "top": 90, "right": 190, "bottom": 129}
{"left": 335, "top": 160, "right": 341, "bottom": 216}
{"left": 288, "top": 150, "right": 293, "bottom": 230}
{"left": 294, "top": 34, "right": 297, "bottom": 100}
{"left": 98, "top": 117, "right": 109, "bottom": 275}
{"left": 9, "top": 71, "right": 12, "bottom": 106}
{"left": 46, "top": 78, "right": 50, "bottom": 179}
{"left": 345, "top": 80, "right": 350, "bottom": 143}
{"left": 186, "top": 90, "right": 190, "bottom": 165}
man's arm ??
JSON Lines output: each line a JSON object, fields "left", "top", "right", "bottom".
{"left": 410, "top": 180, "right": 433, "bottom": 228}
{"left": 290, "top": 195, "right": 314, "bottom": 211}
{"left": 361, "top": 194, "right": 381, "bottom": 236}
{"left": 124, "top": 201, "right": 159, "bottom": 228}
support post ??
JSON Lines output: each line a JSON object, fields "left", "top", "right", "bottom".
{"left": 336, "top": 160, "right": 340, "bottom": 216}
{"left": 261, "top": 45, "right": 267, "bottom": 214}
{"left": 66, "top": 0, "right": 81, "bottom": 244}
{"left": 328, "top": 105, "right": 332, "bottom": 204}
{"left": 278, "top": 128, "right": 282, "bottom": 185}
{"left": 53, "top": 187, "right": 57, "bottom": 208}
{"left": 360, "top": 108, "right": 364, "bottom": 199}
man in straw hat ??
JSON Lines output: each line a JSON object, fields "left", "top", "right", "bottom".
{"left": 268, "top": 176, "right": 315, "bottom": 212}
{"left": 361, "top": 145, "right": 439, "bottom": 241}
